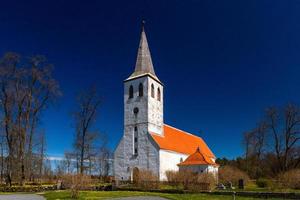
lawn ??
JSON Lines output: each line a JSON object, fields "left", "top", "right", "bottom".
{"left": 219, "top": 180, "right": 300, "bottom": 193}
{"left": 41, "top": 190, "right": 284, "bottom": 200}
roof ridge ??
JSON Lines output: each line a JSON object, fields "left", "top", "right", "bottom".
{"left": 159, "top": 148, "right": 189, "bottom": 156}
{"left": 178, "top": 147, "right": 216, "bottom": 166}
{"left": 150, "top": 125, "right": 216, "bottom": 158}
{"left": 164, "top": 124, "right": 204, "bottom": 140}
{"left": 125, "top": 72, "right": 162, "bottom": 84}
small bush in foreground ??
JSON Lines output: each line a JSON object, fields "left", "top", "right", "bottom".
{"left": 165, "top": 170, "right": 178, "bottom": 185}
{"left": 165, "top": 170, "right": 216, "bottom": 191}
{"left": 256, "top": 178, "right": 272, "bottom": 188}
{"left": 134, "top": 169, "right": 159, "bottom": 190}
{"left": 278, "top": 169, "right": 300, "bottom": 189}
{"left": 218, "top": 166, "right": 249, "bottom": 186}
{"left": 189, "top": 173, "right": 216, "bottom": 191}
{"left": 62, "top": 174, "right": 92, "bottom": 199}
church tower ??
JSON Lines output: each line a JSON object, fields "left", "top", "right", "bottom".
{"left": 115, "top": 22, "right": 218, "bottom": 182}
{"left": 124, "top": 23, "right": 164, "bottom": 138}
{"left": 114, "top": 22, "right": 163, "bottom": 181}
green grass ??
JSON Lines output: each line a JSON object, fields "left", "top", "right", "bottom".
{"left": 41, "top": 190, "right": 284, "bottom": 200}
{"left": 218, "top": 181, "right": 300, "bottom": 193}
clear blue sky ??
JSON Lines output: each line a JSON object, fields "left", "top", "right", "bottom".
{"left": 0, "top": 0, "right": 300, "bottom": 159}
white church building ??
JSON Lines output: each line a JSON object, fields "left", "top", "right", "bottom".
{"left": 114, "top": 23, "right": 218, "bottom": 181}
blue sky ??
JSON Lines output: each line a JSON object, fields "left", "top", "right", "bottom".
{"left": 0, "top": 0, "right": 300, "bottom": 159}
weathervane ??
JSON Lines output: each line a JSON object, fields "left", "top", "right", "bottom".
{"left": 141, "top": 19, "right": 146, "bottom": 31}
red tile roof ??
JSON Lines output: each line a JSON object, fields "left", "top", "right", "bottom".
{"left": 150, "top": 124, "right": 215, "bottom": 158}
{"left": 177, "top": 147, "right": 218, "bottom": 166}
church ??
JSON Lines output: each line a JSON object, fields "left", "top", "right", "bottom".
{"left": 114, "top": 23, "right": 218, "bottom": 181}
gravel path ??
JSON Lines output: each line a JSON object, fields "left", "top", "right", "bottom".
{"left": 0, "top": 194, "right": 45, "bottom": 200}
{"left": 110, "top": 197, "right": 168, "bottom": 200}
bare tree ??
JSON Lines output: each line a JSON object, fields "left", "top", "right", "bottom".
{"left": 243, "top": 104, "right": 300, "bottom": 177}
{"left": 37, "top": 132, "right": 46, "bottom": 180}
{"left": 0, "top": 52, "right": 60, "bottom": 185}
{"left": 243, "top": 122, "right": 267, "bottom": 178}
{"left": 97, "top": 133, "right": 111, "bottom": 180}
{"left": 64, "top": 151, "right": 75, "bottom": 174}
{"left": 0, "top": 134, "right": 5, "bottom": 183}
{"left": 72, "top": 87, "right": 101, "bottom": 174}
{"left": 43, "top": 158, "right": 53, "bottom": 182}
{"left": 266, "top": 104, "right": 300, "bottom": 172}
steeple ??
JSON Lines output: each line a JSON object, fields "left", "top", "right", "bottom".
{"left": 128, "top": 21, "right": 159, "bottom": 81}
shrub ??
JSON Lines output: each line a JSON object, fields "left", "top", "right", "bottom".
{"left": 165, "top": 170, "right": 183, "bottom": 189}
{"left": 192, "top": 173, "right": 216, "bottom": 191}
{"left": 256, "top": 178, "right": 272, "bottom": 188}
{"left": 134, "top": 169, "right": 159, "bottom": 190}
{"left": 165, "top": 170, "right": 216, "bottom": 191}
{"left": 61, "top": 174, "right": 92, "bottom": 199}
{"left": 218, "top": 166, "right": 249, "bottom": 186}
{"left": 165, "top": 170, "right": 178, "bottom": 184}
{"left": 177, "top": 170, "right": 195, "bottom": 190}
{"left": 278, "top": 169, "right": 300, "bottom": 189}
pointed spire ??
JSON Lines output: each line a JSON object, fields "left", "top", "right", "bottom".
{"left": 128, "top": 20, "right": 158, "bottom": 80}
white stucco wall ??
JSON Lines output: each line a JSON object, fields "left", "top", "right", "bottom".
{"left": 159, "top": 149, "right": 188, "bottom": 181}
{"left": 179, "top": 164, "right": 219, "bottom": 178}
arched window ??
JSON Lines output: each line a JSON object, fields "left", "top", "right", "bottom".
{"left": 129, "top": 85, "right": 133, "bottom": 99}
{"left": 133, "top": 126, "right": 138, "bottom": 155}
{"left": 157, "top": 88, "right": 161, "bottom": 101}
{"left": 138, "top": 83, "right": 143, "bottom": 97}
{"left": 151, "top": 84, "right": 154, "bottom": 98}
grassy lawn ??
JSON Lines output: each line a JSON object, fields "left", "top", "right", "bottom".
{"left": 41, "top": 190, "right": 284, "bottom": 200}
{"left": 218, "top": 181, "right": 300, "bottom": 193}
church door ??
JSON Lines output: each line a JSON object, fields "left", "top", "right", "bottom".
{"left": 132, "top": 167, "right": 139, "bottom": 184}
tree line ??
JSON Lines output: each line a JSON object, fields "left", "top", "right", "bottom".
{"left": 0, "top": 52, "right": 111, "bottom": 186}
{"left": 217, "top": 104, "right": 300, "bottom": 179}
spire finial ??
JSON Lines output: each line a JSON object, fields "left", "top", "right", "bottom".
{"left": 141, "top": 19, "right": 146, "bottom": 31}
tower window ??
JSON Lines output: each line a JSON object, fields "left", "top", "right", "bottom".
{"left": 133, "top": 126, "right": 138, "bottom": 155}
{"left": 133, "top": 107, "right": 139, "bottom": 115}
{"left": 151, "top": 84, "right": 154, "bottom": 98}
{"left": 157, "top": 88, "right": 161, "bottom": 101}
{"left": 129, "top": 85, "right": 133, "bottom": 99}
{"left": 138, "top": 83, "right": 143, "bottom": 96}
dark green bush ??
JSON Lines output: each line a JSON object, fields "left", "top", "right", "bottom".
{"left": 256, "top": 178, "right": 271, "bottom": 188}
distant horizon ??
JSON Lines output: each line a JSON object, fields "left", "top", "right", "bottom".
{"left": 1, "top": 0, "right": 300, "bottom": 160}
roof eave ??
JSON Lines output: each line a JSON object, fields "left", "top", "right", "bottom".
{"left": 124, "top": 73, "right": 163, "bottom": 85}
{"left": 177, "top": 163, "right": 210, "bottom": 166}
